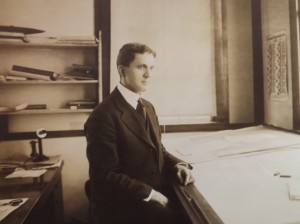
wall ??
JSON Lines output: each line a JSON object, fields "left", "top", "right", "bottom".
{"left": 0, "top": 0, "right": 94, "bottom": 222}
{"left": 261, "top": 0, "right": 294, "bottom": 129}
{"left": 0, "top": 0, "right": 94, "bottom": 37}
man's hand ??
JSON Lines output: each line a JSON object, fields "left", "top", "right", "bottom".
{"left": 149, "top": 190, "right": 169, "bottom": 207}
{"left": 175, "top": 164, "right": 195, "bottom": 186}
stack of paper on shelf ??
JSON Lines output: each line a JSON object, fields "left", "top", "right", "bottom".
{"left": 56, "top": 36, "right": 97, "bottom": 45}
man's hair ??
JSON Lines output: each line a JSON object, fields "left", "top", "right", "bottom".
{"left": 117, "top": 43, "right": 156, "bottom": 67}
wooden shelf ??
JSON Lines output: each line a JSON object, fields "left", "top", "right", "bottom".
{"left": 0, "top": 80, "right": 98, "bottom": 85}
{"left": 0, "top": 41, "right": 97, "bottom": 48}
{"left": 0, "top": 108, "right": 93, "bottom": 115}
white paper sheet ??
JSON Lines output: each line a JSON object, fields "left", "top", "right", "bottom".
{"left": 288, "top": 181, "right": 300, "bottom": 200}
{"left": 5, "top": 169, "right": 47, "bottom": 178}
{"left": 0, "top": 198, "right": 28, "bottom": 221}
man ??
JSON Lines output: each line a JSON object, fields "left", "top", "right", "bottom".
{"left": 85, "top": 43, "right": 194, "bottom": 224}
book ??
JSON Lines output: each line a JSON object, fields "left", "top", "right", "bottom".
{"left": 12, "top": 65, "right": 59, "bottom": 80}
{"left": 8, "top": 70, "right": 53, "bottom": 81}
{"left": 68, "top": 100, "right": 97, "bottom": 109}
{"left": 71, "top": 63, "right": 97, "bottom": 75}
{"left": 65, "top": 71, "right": 95, "bottom": 80}
{"left": 65, "top": 64, "right": 97, "bottom": 80}
{"left": 25, "top": 104, "right": 47, "bottom": 110}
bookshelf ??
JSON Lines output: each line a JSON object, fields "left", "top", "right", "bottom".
{"left": 0, "top": 42, "right": 98, "bottom": 48}
{"left": 0, "top": 80, "right": 98, "bottom": 85}
{"left": 2, "top": 109, "right": 94, "bottom": 115}
{"left": 0, "top": 32, "right": 102, "bottom": 139}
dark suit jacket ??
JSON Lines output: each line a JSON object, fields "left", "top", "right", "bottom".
{"left": 84, "top": 87, "right": 183, "bottom": 221}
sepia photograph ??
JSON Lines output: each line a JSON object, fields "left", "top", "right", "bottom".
{"left": 0, "top": 0, "right": 300, "bottom": 224}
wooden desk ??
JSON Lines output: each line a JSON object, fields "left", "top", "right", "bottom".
{"left": 0, "top": 166, "right": 63, "bottom": 224}
{"left": 173, "top": 180, "right": 223, "bottom": 224}
{"left": 164, "top": 126, "right": 300, "bottom": 224}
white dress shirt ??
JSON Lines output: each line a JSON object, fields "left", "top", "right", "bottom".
{"left": 117, "top": 82, "right": 141, "bottom": 110}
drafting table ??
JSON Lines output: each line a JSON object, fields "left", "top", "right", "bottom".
{"left": 163, "top": 126, "right": 300, "bottom": 224}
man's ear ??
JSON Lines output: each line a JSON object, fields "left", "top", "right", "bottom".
{"left": 117, "top": 65, "right": 125, "bottom": 77}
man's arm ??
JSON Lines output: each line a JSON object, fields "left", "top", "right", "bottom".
{"left": 148, "top": 102, "right": 195, "bottom": 187}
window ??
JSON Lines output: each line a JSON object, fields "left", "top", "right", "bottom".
{"left": 110, "top": 0, "right": 216, "bottom": 125}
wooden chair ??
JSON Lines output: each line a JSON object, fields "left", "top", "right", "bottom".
{"left": 85, "top": 180, "right": 91, "bottom": 201}
{"left": 84, "top": 180, "right": 91, "bottom": 223}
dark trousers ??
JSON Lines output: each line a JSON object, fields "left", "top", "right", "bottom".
{"left": 91, "top": 199, "right": 187, "bottom": 224}
{"left": 91, "top": 184, "right": 188, "bottom": 224}
{"left": 134, "top": 199, "right": 186, "bottom": 224}
{"left": 90, "top": 173, "right": 188, "bottom": 224}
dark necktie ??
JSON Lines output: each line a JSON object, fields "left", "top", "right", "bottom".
{"left": 136, "top": 98, "right": 146, "bottom": 121}
{"left": 137, "top": 99, "right": 153, "bottom": 141}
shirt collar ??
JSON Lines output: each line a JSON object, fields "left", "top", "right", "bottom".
{"left": 117, "top": 82, "right": 141, "bottom": 109}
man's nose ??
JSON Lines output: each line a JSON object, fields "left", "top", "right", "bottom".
{"left": 144, "top": 68, "right": 151, "bottom": 77}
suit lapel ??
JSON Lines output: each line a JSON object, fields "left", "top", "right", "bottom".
{"left": 121, "top": 111, "right": 156, "bottom": 148}
{"left": 145, "top": 104, "right": 160, "bottom": 149}
{"left": 112, "top": 88, "right": 156, "bottom": 148}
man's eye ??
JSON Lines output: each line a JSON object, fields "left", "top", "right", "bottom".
{"left": 137, "top": 65, "right": 144, "bottom": 70}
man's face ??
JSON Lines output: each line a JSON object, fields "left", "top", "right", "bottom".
{"left": 120, "top": 53, "right": 155, "bottom": 94}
